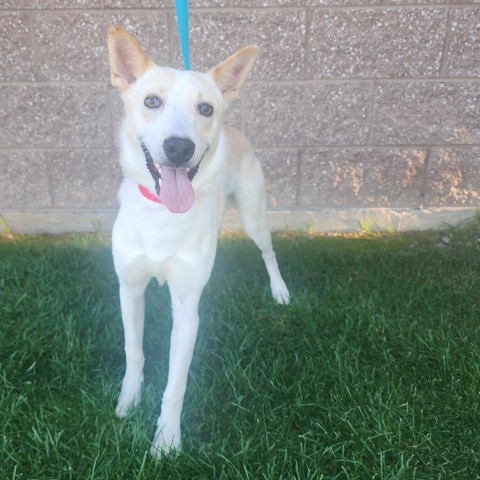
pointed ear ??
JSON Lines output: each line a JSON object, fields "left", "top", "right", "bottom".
{"left": 108, "top": 25, "right": 154, "bottom": 91}
{"left": 209, "top": 45, "right": 259, "bottom": 102}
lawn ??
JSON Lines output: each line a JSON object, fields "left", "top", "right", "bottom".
{"left": 1, "top": 224, "right": 480, "bottom": 479}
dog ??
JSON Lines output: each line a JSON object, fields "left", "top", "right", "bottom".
{"left": 107, "top": 25, "right": 290, "bottom": 457}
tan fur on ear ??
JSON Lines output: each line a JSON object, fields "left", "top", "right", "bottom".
{"left": 209, "top": 45, "right": 259, "bottom": 102}
{"left": 108, "top": 25, "right": 155, "bottom": 91}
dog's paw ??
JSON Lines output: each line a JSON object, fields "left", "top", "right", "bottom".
{"left": 271, "top": 280, "right": 290, "bottom": 305}
{"left": 150, "top": 420, "right": 181, "bottom": 459}
{"left": 115, "top": 383, "right": 142, "bottom": 418}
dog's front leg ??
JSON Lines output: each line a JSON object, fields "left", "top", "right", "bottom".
{"left": 151, "top": 288, "right": 201, "bottom": 458}
{"left": 116, "top": 282, "right": 147, "bottom": 418}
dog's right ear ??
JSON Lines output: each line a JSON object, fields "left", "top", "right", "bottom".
{"left": 108, "top": 26, "right": 154, "bottom": 91}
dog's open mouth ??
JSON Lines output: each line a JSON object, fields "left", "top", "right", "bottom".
{"left": 156, "top": 165, "right": 195, "bottom": 214}
{"left": 140, "top": 141, "right": 204, "bottom": 214}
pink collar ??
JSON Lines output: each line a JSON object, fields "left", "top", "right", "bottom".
{"left": 138, "top": 184, "right": 162, "bottom": 204}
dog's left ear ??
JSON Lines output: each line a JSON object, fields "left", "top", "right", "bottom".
{"left": 209, "top": 45, "right": 259, "bottom": 102}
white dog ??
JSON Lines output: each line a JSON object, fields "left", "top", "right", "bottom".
{"left": 108, "top": 25, "right": 290, "bottom": 457}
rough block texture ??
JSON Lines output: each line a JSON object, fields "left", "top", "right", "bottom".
{"left": 299, "top": 148, "right": 427, "bottom": 208}
{"left": 0, "top": 2, "right": 479, "bottom": 233}
{"left": 0, "top": 14, "right": 36, "bottom": 82}
{"left": 308, "top": 8, "right": 447, "bottom": 78}
{"left": 0, "top": 85, "right": 111, "bottom": 148}
{"left": 260, "top": 149, "right": 299, "bottom": 208}
{"left": 370, "top": 82, "right": 480, "bottom": 145}
{"left": 49, "top": 150, "right": 122, "bottom": 208}
{"left": 0, "top": 151, "right": 51, "bottom": 210}
{"left": 244, "top": 83, "right": 373, "bottom": 147}
{"left": 427, "top": 147, "right": 480, "bottom": 206}
{"left": 35, "top": 12, "right": 170, "bottom": 81}
{"left": 178, "top": 10, "right": 307, "bottom": 79}
{"left": 444, "top": 8, "right": 480, "bottom": 78}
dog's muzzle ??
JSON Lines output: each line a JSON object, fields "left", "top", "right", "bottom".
{"left": 139, "top": 139, "right": 209, "bottom": 214}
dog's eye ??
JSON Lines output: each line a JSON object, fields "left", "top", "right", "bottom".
{"left": 198, "top": 103, "right": 214, "bottom": 117}
{"left": 144, "top": 95, "right": 163, "bottom": 110}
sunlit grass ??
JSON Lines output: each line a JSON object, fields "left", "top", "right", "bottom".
{"left": 1, "top": 223, "right": 480, "bottom": 479}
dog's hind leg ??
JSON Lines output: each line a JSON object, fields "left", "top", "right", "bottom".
{"left": 115, "top": 282, "right": 148, "bottom": 418}
{"left": 234, "top": 155, "right": 290, "bottom": 305}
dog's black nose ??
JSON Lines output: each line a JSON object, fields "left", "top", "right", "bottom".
{"left": 163, "top": 137, "right": 195, "bottom": 166}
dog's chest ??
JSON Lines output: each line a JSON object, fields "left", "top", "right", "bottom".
{"left": 113, "top": 180, "right": 220, "bottom": 274}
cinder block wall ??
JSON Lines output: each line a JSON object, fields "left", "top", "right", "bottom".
{"left": 1, "top": 1, "right": 479, "bottom": 233}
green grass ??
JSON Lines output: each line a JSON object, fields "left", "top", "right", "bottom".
{"left": 1, "top": 224, "right": 480, "bottom": 479}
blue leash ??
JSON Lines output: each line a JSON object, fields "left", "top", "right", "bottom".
{"left": 175, "top": 0, "right": 190, "bottom": 70}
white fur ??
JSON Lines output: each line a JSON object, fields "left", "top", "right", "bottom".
{"left": 108, "top": 26, "right": 289, "bottom": 457}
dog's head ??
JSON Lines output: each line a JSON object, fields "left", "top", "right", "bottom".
{"left": 108, "top": 26, "right": 258, "bottom": 213}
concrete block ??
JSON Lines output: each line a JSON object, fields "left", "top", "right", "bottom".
{"left": 0, "top": 0, "right": 100, "bottom": 8}
{"left": 0, "top": 84, "right": 111, "bottom": 148}
{"left": 189, "top": 0, "right": 471, "bottom": 6}
{"left": 222, "top": 207, "right": 479, "bottom": 235}
{"left": 190, "top": 0, "right": 307, "bottom": 5}
{"left": 49, "top": 150, "right": 121, "bottom": 209}
{"left": 1, "top": 211, "right": 116, "bottom": 235}
{"left": 34, "top": 12, "right": 169, "bottom": 81}
{"left": 299, "top": 148, "right": 427, "bottom": 208}
{"left": 108, "top": 87, "right": 124, "bottom": 143}
{"left": 426, "top": 147, "right": 480, "bottom": 206}
{"left": 4, "top": 207, "right": 478, "bottom": 235}
{"left": 0, "top": 151, "right": 51, "bottom": 209}
{"left": 243, "top": 82, "right": 372, "bottom": 147}
{"left": 445, "top": 8, "right": 480, "bottom": 77}
{"left": 0, "top": 14, "right": 35, "bottom": 81}
{"left": 308, "top": 8, "right": 446, "bottom": 78}
{"left": 171, "top": 10, "right": 306, "bottom": 80}
{"left": 224, "top": 100, "right": 242, "bottom": 131}
{"left": 258, "top": 149, "right": 299, "bottom": 208}
{"left": 370, "top": 82, "right": 480, "bottom": 145}
{"left": 102, "top": 0, "right": 170, "bottom": 7}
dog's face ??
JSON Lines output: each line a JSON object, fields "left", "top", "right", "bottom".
{"left": 108, "top": 26, "right": 258, "bottom": 213}
{"left": 125, "top": 68, "right": 223, "bottom": 172}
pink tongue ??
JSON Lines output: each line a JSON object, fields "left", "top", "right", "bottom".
{"left": 159, "top": 166, "right": 195, "bottom": 213}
